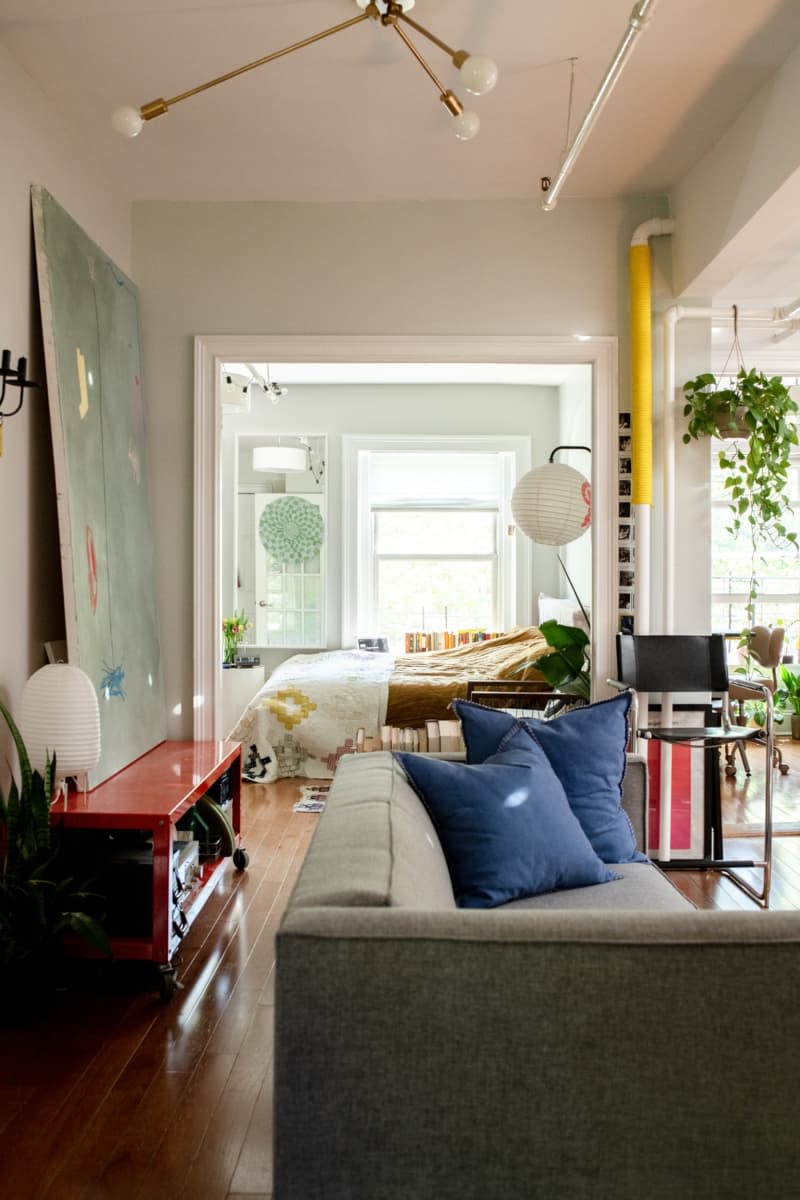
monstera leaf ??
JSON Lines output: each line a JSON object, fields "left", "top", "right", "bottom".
{"left": 530, "top": 620, "right": 591, "bottom": 701}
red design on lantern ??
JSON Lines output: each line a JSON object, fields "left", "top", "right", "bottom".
{"left": 581, "top": 480, "right": 592, "bottom": 529}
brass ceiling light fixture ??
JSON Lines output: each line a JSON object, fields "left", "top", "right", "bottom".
{"left": 112, "top": 0, "right": 497, "bottom": 143}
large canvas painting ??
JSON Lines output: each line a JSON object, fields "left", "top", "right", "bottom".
{"left": 31, "top": 185, "right": 166, "bottom": 786}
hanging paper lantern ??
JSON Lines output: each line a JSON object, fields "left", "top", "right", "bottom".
{"left": 259, "top": 495, "right": 324, "bottom": 564}
{"left": 511, "top": 462, "right": 591, "bottom": 546}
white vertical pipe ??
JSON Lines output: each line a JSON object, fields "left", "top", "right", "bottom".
{"left": 658, "top": 307, "right": 680, "bottom": 859}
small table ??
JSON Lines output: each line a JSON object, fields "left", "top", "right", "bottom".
{"left": 50, "top": 739, "right": 244, "bottom": 998}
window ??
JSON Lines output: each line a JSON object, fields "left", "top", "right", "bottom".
{"left": 345, "top": 439, "right": 528, "bottom": 650}
{"left": 710, "top": 382, "right": 800, "bottom": 643}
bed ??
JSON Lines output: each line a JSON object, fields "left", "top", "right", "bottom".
{"left": 229, "top": 626, "right": 550, "bottom": 780}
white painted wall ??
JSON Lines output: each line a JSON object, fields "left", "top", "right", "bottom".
{"left": 0, "top": 42, "right": 131, "bottom": 773}
{"left": 134, "top": 197, "right": 648, "bottom": 736}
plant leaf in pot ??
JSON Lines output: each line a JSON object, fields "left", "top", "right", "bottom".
{"left": 775, "top": 665, "right": 800, "bottom": 740}
{"left": 0, "top": 699, "right": 111, "bottom": 1018}
{"left": 512, "top": 619, "right": 591, "bottom": 702}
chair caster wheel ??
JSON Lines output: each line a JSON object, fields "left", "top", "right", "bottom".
{"left": 725, "top": 764, "right": 737, "bottom": 778}
{"left": 780, "top": 764, "right": 790, "bottom": 775}
{"left": 233, "top": 847, "right": 249, "bottom": 871}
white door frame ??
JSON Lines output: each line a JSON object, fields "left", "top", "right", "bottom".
{"left": 193, "top": 333, "right": 618, "bottom": 741}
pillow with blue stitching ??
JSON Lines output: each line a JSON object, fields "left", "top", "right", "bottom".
{"left": 451, "top": 691, "right": 645, "bottom": 864}
{"left": 393, "top": 740, "right": 618, "bottom": 909}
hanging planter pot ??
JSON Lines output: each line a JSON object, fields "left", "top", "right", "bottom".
{"left": 712, "top": 404, "right": 750, "bottom": 438}
{"left": 681, "top": 359, "right": 799, "bottom": 628}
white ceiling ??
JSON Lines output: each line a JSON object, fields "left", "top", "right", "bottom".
{"left": 5, "top": 0, "right": 800, "bottom": 354}
{"left": 3, "top": 0, "right": 799, "bottom": 207}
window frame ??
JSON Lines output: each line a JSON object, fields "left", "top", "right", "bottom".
{"left": 342, "top": 435, "right": 531, "bottom": 647}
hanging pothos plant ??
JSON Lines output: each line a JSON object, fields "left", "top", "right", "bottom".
{"left": 681, "top": 315, "right": 799, "bottom": 627}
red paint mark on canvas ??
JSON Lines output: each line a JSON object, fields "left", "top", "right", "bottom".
{"left": 86, "top": 524, "right": 98, "bottom": 614}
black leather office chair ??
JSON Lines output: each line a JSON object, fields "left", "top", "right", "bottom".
{"left": 613, "top": 632, "right": 774, "bottom": 906}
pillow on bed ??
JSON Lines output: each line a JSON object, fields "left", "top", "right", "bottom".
{"left": 394, "top": 741, "right": 617, "bottom": 909}
{"left": 451, "top": 692, "right": 644, "bottom": 864}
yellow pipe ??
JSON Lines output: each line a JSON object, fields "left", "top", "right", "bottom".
{"left": 629, "top": 242, "right": 653, "bottom": 506}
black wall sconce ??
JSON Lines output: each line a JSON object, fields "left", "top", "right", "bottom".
{"left": 0, "top": 349, "right": 39, "bottom": 456}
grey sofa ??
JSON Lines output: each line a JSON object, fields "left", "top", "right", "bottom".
{"left": 274, "top": 750, "right": 800, "bottom": 1200}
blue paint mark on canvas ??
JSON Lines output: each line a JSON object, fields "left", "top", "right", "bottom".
{"left": 100, "top": 662, "right": 126, "bottom": 700}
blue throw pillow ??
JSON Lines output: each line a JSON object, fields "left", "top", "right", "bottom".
{"left": 394, "top": 742, "right": 617, "bottom": 909}
{"left": 452, "top": 692, "right": 645, "bottom": 864}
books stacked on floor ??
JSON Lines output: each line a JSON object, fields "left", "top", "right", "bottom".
{"left": 354, "top": 719, "right": 465, "bottom": 755}
{"left": 402, "top": 630, "right": 503, "bottom": 653}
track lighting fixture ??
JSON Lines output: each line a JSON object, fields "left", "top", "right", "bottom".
{"left": 112, "top": 1, "right": 497, "bottom": 144}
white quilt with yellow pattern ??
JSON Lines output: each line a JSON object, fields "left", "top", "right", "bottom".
{"left": 228, "top": 648, "right": 394, "bottom": 780}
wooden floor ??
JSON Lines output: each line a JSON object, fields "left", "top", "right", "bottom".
{"left": 2, "top": 741, "right": 800, "bottom": 1199}
{"left": 669, "top": 734, "right": 800, "bottom": 909}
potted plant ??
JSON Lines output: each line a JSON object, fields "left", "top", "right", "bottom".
{"left": 222, "top": 608, "right": 253, "bottom": 666}
{"left": 520, "top": 619, "right": 591, "bottom": 702}
{"left": 775, "top": 666, "right": 800, "bottom": 740}
{"left": 0, "top": 700, "right": 110, "bottom": 1016}
{"left": 682, "top": 366, "right": 799, "bottom": 625}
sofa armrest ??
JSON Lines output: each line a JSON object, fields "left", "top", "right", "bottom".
{"left": 621, "top": 752, "right": 647, "bottom": 853}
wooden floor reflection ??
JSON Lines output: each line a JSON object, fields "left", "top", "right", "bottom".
{"left": 668, "top": 734, "right": 800, "bottom": 909}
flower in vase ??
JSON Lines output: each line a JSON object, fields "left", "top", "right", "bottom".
{"left": 222, "top": 609, "right": 253, "bottom": 664}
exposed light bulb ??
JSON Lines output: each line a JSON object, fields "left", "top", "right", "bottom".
{"left": 459, "top": 55, "right": 498, "bottom": 96}
{"left": 452, "top": 110, "right": 480, "bottom": 141}
{"left": 111, "top": 105, "right": 144, "bottom": 138}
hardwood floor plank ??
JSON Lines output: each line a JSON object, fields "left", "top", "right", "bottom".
{"left": 133, "top": 1052, "right": 238, "bottom": 1199}
{"left": 228, "top": 1063, "right": 275, "bottom": 1197}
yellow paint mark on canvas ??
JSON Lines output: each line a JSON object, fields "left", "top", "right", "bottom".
{"left": 76, "top": 348, "right": 89, "bottom": 419}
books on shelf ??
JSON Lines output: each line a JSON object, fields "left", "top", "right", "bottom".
{"left": 403, "top": 630, "right": 503, "bottom": 654}
{"left": 352, "top": 719, "right": 465, "bottom": 755}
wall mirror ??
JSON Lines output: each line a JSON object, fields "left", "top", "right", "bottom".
{"left": 223, "top": 429, "right": 327, "bottom": 652}
{"left": 194, "top": 335, "right": 617, "bottom": 740}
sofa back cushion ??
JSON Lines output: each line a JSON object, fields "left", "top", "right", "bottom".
{"left": 288, "top": 751, "right": 456, "bottom": 910}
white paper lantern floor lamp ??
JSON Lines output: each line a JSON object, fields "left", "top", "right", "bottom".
{"left": 19, "top": 664, "right": 101, "bottom": 800}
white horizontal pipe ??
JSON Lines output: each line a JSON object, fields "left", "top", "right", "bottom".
{"left": 772, "top": 320, "right": 800, "bottom": 343}
{"left": 773, "top": 298, "right": 800, "bottom": 321}
{"left": 631, "top": 217, "right": 675, "bottom": 246}
{"left": 543, "top": 0, "right": 660, "bottom": 211}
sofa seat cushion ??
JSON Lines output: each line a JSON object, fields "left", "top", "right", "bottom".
{"left": 453, "top": 692, "right": 645, "bottom": 865}
{"left": 500, "top": 860, "right": 694, "bottom": 910}
{"left": 394, "top": 740, "right": 618, "bottom": 909}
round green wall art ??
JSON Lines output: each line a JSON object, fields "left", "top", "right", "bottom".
{"left": 259, "top": 496, "right": 324, "bottom": 564}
